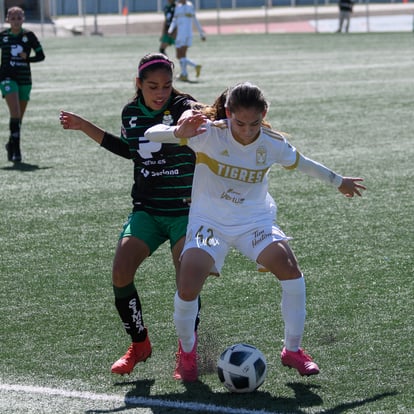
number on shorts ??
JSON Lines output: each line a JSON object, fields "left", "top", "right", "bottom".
{"left": 195, "top": 225, "right": 216, "bottom": 247}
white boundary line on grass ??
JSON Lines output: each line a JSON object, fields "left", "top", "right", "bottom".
{"left": 0, "top": 383, "right": 122, "bottom": 402}
{"left": 1, "top": 383, "right": 282, "bottom": 414}
{"left": 125, "top": 395, "right": 280, "bottom": 414}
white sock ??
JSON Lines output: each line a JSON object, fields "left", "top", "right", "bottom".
{"left": 179, "top": 58, "right": 187, "bottom": 76}
{"left": 280, "top": 276, "right": 306, "bottom": 352}
{"left": 174, "top": 291, "right": 198, "bottom": 352}
{"left": 185, "top": 57, "right": 197, "bottom": 68}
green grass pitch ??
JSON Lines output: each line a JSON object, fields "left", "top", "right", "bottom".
{"left": 0, "top": 32, "right": 413, "bottom": 413}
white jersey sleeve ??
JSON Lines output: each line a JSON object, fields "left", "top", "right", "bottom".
{"left": 261, "top": 127, "right": 343, "bottom": 187}
{"left": 144, "top": 124, "right": 180, "bottom": 143}
{"left": 192, "top": 12, "right": 205, "bottom": 37}
{"left": 294, "top": 154, "right": 343, "bottom": 187}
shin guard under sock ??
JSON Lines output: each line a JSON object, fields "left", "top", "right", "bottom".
{"left": 280, "top": 276, "right": 306, "bottom": 352}
{"left": 174, "top": 291, "right": 199, "bottom": 352}
{"left": 114, "top": 283, "right": 147, "bottom": 342}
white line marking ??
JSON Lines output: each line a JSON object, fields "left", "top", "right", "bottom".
{"left": 0, "top": 383, "right": 123, "bottom": 402}
{"left": 1, "top": 383, "right": 281, "bottom": 414}
{"left": 125, "top": 395, "right": 280, "bottom": 414}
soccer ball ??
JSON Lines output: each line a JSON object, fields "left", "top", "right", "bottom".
{"left": 217, "top": 343, "right": 267, "bottom": 393}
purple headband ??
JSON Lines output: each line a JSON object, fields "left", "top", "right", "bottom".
{"left": 138, "top": 59, "right": 171, "bottom": 76}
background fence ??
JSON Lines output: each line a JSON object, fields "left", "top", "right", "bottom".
{"left": 1, "top": 0, "right": 413, "bottom": 35}
{"left": 1, "top": 0, "right": 408, "bottom": 19}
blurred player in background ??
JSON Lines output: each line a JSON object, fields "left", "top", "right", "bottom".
{"left": 336, "top": 0, "right": 354, "bottom": 33}
{"left": 60, "top": 53, "right": 201, "bottom": 376}
{"left": 168, "top": 0, "right": 206, "bottom": 82}
{"left": 1, "top": 6, "right": 45, "bottom": 163}
{"left": 159, "top": 0, "right": 176, "bottom": 55}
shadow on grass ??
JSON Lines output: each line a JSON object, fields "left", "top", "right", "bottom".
{"left": 1, "top": 161, "right": 51, "bottom": 172}
{"left": 85, "top": 378, "right": 397, "bottom": 414}
{"left": 321, "top": 390, "right": 398, "bottom": 414}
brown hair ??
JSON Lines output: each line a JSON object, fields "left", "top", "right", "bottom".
{"left": 137, "top": 53, "right": 174, "bottom": 80}
{"left": 195, "top": 83, "right": 272, "bottom": 128}
{"left": 7, "top": 6, "right": 25, "bottom": 19}
{"left": 225, "top": 82, "right": 268, "bottom": 114}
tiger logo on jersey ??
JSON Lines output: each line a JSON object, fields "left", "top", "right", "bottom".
{"left": 256, "top": 146, "right": 267, "bottom": 165}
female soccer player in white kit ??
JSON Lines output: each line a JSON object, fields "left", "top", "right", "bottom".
{"left": 145, "top": 82, "right": 366, "bottom": 382}
{"left": 168, "top": 0, "right": 206, "bottom": 81}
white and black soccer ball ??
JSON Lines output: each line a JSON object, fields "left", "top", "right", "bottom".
{"left": 217, "top": 343, "right": 267, "bottom": 393}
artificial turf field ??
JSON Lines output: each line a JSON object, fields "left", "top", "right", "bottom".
{"left": 0, "top": 32, "right": 413, "bottom": 413}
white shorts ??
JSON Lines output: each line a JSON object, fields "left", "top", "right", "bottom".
{"left": 182, "top": 219, "right": 291, "bottom": 274}
{"left": 175, "top": 35, "right": 192, "bottom": 48}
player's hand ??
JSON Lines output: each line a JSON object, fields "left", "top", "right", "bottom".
{"left": 177, "top": 109, "right": 196, "bottom": 126}
{"left": 174, "top": 113, "right": 207, "bottom": 139}
{"left": 338, "top": 177, "right": 366, "bottom": 197}
{"left": 59, "top": 110, "right": 84, "bottom": 130}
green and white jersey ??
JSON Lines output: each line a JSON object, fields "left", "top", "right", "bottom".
{"left": 164, "top": 2, "right": 176, "bottom": 31}
{"left": 0, "top": 28, "right": 45, "bottom": 85}
{"left": 121, "top": 92, "right": 196, "bottom": 216}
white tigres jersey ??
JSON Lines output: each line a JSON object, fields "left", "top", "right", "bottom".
{"left": 181, "top": 120, "right": 298, "bottom": 232}
{"left": 169, "top": 1, "right": 203, "bottom": 39}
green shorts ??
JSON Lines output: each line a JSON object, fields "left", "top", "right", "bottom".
{"left": 160, "top": 33, "right": 175, "bottom": 46}
{"left": 119, "top": 210, "right": 188, "bottom": 255}
{"left": 0, "top": 79, "right": 31, "bottom": 101}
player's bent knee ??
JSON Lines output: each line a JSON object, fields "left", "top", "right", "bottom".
{"left": 112, "top": 267, "right": 135, "bottom": 287}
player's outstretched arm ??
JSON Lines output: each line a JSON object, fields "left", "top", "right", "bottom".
{"left": 338, "top": 177, "right": 366, "bottom": 198}
{"left": 145, "top": 113, "right": 207, "bottom": 143}
{"left": 294, "top": 154, "right": 366, "bottom": 197}
{"left": 59, "top": 110, "right": 105, "bottom": 145}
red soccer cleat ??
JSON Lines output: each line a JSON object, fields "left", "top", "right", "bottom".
{"left": 173, "top": 335, "right": 198, "bottom": 382}
{"left": 281, "top": 347, "right": 320, "bottom": 376}
{"left": 111, "top": 332, "right": 152, "bottom": 375}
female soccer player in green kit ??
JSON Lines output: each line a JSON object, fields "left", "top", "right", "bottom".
{"left": 60, "top": 53, "right": 201, "bottom": 376}
{"left": 1, "top": 6, "right": 45, "bottom": 162}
